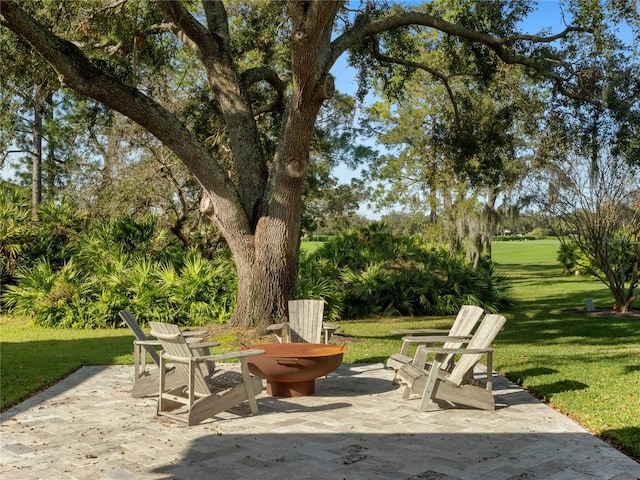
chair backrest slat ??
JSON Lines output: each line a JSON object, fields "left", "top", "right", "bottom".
{"left": 443, "top": 305, "right": 484, "bottom": 350}
{"left": 447, "top": 313, "right": 506, "bottom": 386}
{"left": 149, "top": 322, "right": 210, "bottom": 395}
{"left": 288, "top": 299, "right": 324, "bottom": 343}
{"left": 119, "top": 310, "right": 160, "bottom": 366}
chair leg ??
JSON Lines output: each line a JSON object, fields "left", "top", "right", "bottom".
{"left": 418, "top": 356, "right": 445, "bottom": 412}
{"left": 240, "top": 358, "right": 259, "bottom": 414}
{"left": 485, "top": 351, "right": 493, "bottom": 392}
{"left": 133, "top": 342, "right": 142, "bottom": 381}
{"left": 158, "top": 353, "right": 166, "bottom": 415}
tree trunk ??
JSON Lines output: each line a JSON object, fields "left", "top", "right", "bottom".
{"left": 208, "top": 1, "right": 336, "bottom": 331}
{"left": 611, "top": 284, "right": 635, "bottom": 313}
{"left": 484, "top": 188, "right": 497, "bottom": 260}
{"left": 232, "top": 217, "right": 300, "bottom": 330}
{"left": 31, "top": 102, "right": 42, "bottom": 217}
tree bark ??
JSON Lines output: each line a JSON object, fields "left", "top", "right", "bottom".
{"left": 31, "top": 100, "right": 42, "bottom": 218}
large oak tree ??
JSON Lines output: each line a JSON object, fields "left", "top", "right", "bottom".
{"left": 0, "top": 0, "right": 626, "bottom": 329}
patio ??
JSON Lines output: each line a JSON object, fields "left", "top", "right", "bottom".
{"left": 1, "top": 363, "right": 639, "bottom": 479}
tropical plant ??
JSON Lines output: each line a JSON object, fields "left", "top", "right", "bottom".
{"left": 3, "top": 259, "right": 95, "bottom": 328}
{"left": 298, "top": 224, "right": 511, "bottom": 319}
{"left": 0, "top": 184, "right": 31, "bottom": 289}
{"left": 1, "top": 203, "right": 239, "bottom": 327}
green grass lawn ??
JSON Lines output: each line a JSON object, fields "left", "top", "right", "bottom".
{"left": 0, "top": 318, "right": 134, "bottom": 409}
{"left": 300, "top": 240, "right": 324, "bottom": 254}
{"left": 1, "top": 238, "right": 638, "bottom": 459}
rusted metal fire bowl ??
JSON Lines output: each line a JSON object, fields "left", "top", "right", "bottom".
{"left": 245, "top": 343, "right": 345, "bottom": 397}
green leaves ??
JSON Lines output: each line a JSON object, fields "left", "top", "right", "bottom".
{"left": 0, "top": 193, "right": 238, "bottom": 328}
{"left": 299, "top": 223, "right": 512, "bottom": 319}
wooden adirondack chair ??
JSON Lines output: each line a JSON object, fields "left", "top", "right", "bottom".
{"left": 119, "top": 310, "right": 217, "bottom": 397}
{"left": 386, "top": 304, "right": 484, "bottom": 375}
{"left": 267, "top": 299, "right": 340, "bottom": 344}
{"left": 395, "top": 313, "right": 507, "bottom": 412}
{"left": 149, "top": 322, "right": 265, "bottom": 426}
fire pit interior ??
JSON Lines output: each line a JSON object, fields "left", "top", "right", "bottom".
{"left": 245, "top": 343, "right": 345, "bottom": 397}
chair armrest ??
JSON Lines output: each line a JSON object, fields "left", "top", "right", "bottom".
{"left": 188, "top": 342, "right": 220, "bottom": 349}
{"left": 183, "top": 330, "right": 208, "bottom": 337}
{"left": 267, "top": 323, "right": 289, "bottom": 342}
{"left": 323, "top": 323, "right": 340, "bottom": 330}
{"left": 192, "top": 349, "right": 266, "bottom": 362}
{"left": 418, "top": 347, "right": 494, "bottom": 355}
{"left": 267, "top": 322, "right": 287, "bottom": 331}
{"left": 391, "top": 328, "right": 449, "bottom": 335}
{"left": 134, "top": 339, "right": 161, "bottom": 346}
{"left": 401, "top": 335, "right": 471, "bottom": 344}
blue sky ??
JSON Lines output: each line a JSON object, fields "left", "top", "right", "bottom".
{"left": 330, "top": 0, "right": 637, "bottom": 217}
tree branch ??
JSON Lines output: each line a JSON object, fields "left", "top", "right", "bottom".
{"left": 330, "top": 10, "right": 590, "bottom": 99}
{"left": 369, "top": 35, "right": 462, "bottom": 131}
{"left": 240, "top": 66, "right": 285, "bottom": 117}
{"left": 0, "top": 0, "right": 249, "bottom": 230}
{"left": 332, "top": 11, "right": 586, "bottom": 59}
{"left": 202, "top": 0, "right": 231, "bottom": 47}
{"left": 288, "top": 1, "right": 342, "bottom": 97}
{"left": 160, "top": 1, "right": 267, "bottom": 222}
{"left": 155, "top": 0, "right": 218, "bottom": 61}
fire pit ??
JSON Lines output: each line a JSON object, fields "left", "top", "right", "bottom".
{"left": 245, "top": 343, "right": 345, "bottom": 397}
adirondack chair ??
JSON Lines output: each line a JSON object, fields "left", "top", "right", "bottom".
{"left": 149, "top": 322, "right": 265, "bottom": 426}
{"left": 267, "top": 299, "right": 340, "bottom": 344}
{"left": 386, "top": 304, "right": 484, "bottom": 375}
{"left": 119, "top": 310, "right": 218, "bottom": 397}
{"left": 395, "top": 313, "right": 507, "bottom": 412}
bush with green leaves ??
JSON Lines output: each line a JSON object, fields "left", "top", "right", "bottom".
{"left": 1, "top": 198, "right": 238, "bottom": 327}
{"left": 557, "top": 241, "right": 594, "bottom": 276}
{"left": 3, "top": 195, "right": 510, "bottom": 326}
{"left": 0, "top": 184, "right": 31, "bottom": 289}
{"left": 298, "top": 224, "right": 511, "bottom": 319}
{"left": 0, "top": 185, "right": 88, "bottom": 293}
{"left": 5, "top": 244, "right": 237, "bottom": 328}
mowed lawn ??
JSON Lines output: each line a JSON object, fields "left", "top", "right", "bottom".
{"left": 490, "top": 240, "right": 639, "bottom": 458}
{"left": 1, "top": 239, "right": 639, "bottom": 459}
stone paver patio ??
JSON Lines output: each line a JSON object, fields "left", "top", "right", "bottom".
{"left": 1, "top": 363, "right": 639, "bottom": 479}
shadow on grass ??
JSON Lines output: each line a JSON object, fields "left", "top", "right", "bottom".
{"left": 506, "top": 367, "right": 559, "bottom": 384}
{"left": 498, "top": 263, "right": 564, "bottom": 283}
{"left": 526, "top": 380, "right": 590, "bottom": 401}
{"left": 349, "top": 356, "right": 389, "bottom": 364}
{"left": 496, "top": 304, "right": 640, "bottom": 347}
{"left": 601, "top": 427, "right": 640, "bottom": 463}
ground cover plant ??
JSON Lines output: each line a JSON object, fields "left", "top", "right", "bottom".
{"left": 298, "top": 224, "right": 511, "bottom": 320}
{"left": 0, "top": 239, "right": 638, "bottom": 459}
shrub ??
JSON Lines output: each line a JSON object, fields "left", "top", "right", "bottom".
{"left": 3, "top": 259, "right": 100, "bottom": 328}
{"left": 2, "top": 207, "right": 238, "bottom": 328}
{"left": 298, "top": 224, "right": 511, "bottom": 319}
{"left": 557, "top": 241, "right": 594, "bottom": 276}
{"left": 0, "top": 185, "right": 31, "bottom": 291}
{"left": 492, "top": 235, "right": 536, "bottom": 241}
{"left": 529, "top": 227, "right": 551, "bottom": 238}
